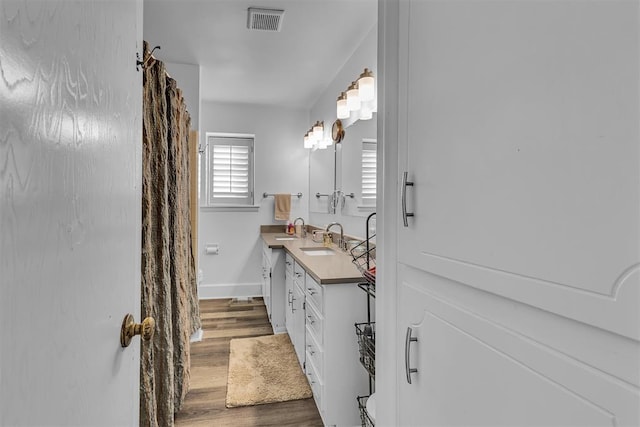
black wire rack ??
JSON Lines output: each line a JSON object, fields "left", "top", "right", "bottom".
{"left": 350, "top": 212, "right": 376, "bottom": 294}
{"left": 355, "top": 322, "right": 376, "bottom": 378}
{"left": 357, "top": 395, "right": 375, "bottom": 427}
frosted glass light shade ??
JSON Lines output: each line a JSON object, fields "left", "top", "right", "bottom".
{"left": 346, "top": 82, "right": 361, "bottom": 111}
{"left": 312, "top": 121, "right": 323, "bottom": 140}
{"left": 336, "top": 93, "right": 349, "bottom": 119}
{"left": 304, "top": 134, "right": 313, "bottom": 148}
{"left": 358, "top": 68, "right": 375, "bottom": 102}
{"left": 360, "top": 103, "right": 373, "bottom": 120}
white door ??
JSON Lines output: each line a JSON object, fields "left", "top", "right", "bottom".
{"left": 395, "top": 0, "right": 639, "bottom": 425}
{"left": 0, "top": 1, "right": 143, "bottom": 425}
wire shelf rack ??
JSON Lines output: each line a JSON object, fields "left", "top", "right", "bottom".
{"left": 357, "top": 395, "right": 375, "bottom": 427}
{"left": 350, "top": 237, "right": 376, "bottom": 287}
{"left": 355, "top": 322, "right": 375, "bottom": 378}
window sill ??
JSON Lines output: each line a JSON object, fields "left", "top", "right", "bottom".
{"left": 200, "top": 205, "right": 260, "bottom": 213}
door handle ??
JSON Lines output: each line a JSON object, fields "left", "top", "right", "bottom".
{"left": 402, "top": 171, "right": 414, "bottom": 227}
{"left": 120, "top": 314, "right": 155, "bottom": 347}
{"left": 405, "top": 326, "right": 418, "bottom": 384}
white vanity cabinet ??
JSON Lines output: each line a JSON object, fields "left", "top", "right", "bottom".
{"left": 303, "top": 273, "right": 369, "bottom": 427}
{"left": 261, "top": 242, "right": 286, "bottom": 334}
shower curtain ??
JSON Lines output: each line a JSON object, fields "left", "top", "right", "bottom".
{"left": 140, "top": 41, "right": 201, "bottom": 427}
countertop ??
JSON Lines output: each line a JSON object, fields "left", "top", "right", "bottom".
{"left": 261, "top": 232, "right": 364, "bottom": 285}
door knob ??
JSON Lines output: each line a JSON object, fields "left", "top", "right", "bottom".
{"left": 120, "top": 314, "right": 155, "bottom": 347}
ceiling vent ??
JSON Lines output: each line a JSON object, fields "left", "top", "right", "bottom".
{"left": 247, "top": 7, "right": 285, "bottom": 32}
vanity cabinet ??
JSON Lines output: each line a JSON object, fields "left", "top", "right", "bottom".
{"left": 261, "top": 243, "right": 286, "bottom": 334}
{"left": 303, "top": 272, "right": 369, "bottom": 427}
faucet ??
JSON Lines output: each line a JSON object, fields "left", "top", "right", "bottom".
{"left": 325, "top": 222, "right": 345, "bottom": 251}
{"left": 293, "top": 217, "right": 306, "bottom": 237}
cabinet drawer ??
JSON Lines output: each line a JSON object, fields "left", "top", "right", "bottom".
{"left": 304, "top": 273, "right": 323, "bottom": 313}
{"left": 305, "top": 353, "right": 324, "bottom": 414}
{"left": 305, "top": 325, "right": 324, "bottom": 381}
{"left": 293, "top": 260, "right": 305, "bottom": 277}
{"left": 285, "top": 253, "right": 293, "bottom": 274}
{"left": 305, "top": 300, "right": 324, "bottom": 346}
{"left": 293, "top": 262, "right": 305, "bottom": 286}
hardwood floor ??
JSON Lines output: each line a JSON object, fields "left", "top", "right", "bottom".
{"left": 175, "top": 298, "right": 324, "bottom": 427}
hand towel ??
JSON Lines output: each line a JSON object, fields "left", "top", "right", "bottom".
{"left": 274, "top": 193, "right": 291, "bottom": 221}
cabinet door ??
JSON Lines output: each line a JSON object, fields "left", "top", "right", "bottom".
{"left": 285, "top": 268, "right": 294, "bottom": 334}
{"left": 292, "top": 280, "right": 306, "bottom": 365}
{"left": 395, "top": 0, "right": 639, "bottom": 424}
{"left": 261, "top": 253, "right": 271, "bottom": 318}
{"left": 398, "top": 264, "right": 638, "bottom": 426}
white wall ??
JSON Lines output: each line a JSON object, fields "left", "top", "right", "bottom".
{"left": 198, "top": 102, "right": 309, "bottom": 298}
{"left": 165, "top": 62, "right": 200, "bottom": 130}
{"left": 309, "top": 23, "right": 378, "bottom": 239}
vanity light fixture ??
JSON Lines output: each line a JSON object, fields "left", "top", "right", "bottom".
{"left": 313, "top": 121, "right": 324, "bottom": 140}
{"left": 335, "top": 68, "right": 376, "bottom": 125}
{"left": 304, "top": 121, "right": 330, "bottom": 150}
{"left": 357, "top": 68, "right": 375, "bottom": 102}
{"left": 346, "top": 81, "right": 361, "bottom": 111}
{"left": 336, "top": 92, "right": 349, "bottom": 119}
{"left": 303, "top": 131, "right": 313, "bottom": 149}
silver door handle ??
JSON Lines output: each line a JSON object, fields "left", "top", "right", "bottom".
{"left": 287, "top": 290, "right": 292, "bottom": 305}
{"left": 405, "top": 326, "right": 418, "bottom": 384}
{"left": 402, "top": 171, "right": 414, "bottom": 227}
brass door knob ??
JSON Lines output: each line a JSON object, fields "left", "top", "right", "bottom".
{"left": 120, "top": 314, "right": 155, "bottom": 347}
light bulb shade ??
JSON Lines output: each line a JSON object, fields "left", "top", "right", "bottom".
{"left": 304, "top": 133, "right": 313, "bottom": 148}
{"left": 358, "top": 68, "right": 375, "bottom": 102}
{"left": 359, "top": 103, "right": 373, "bottom": 120}
{"left": 336, "top": 93, "right": 349, "bottom": 119}
{"left": 346, "top": 81, "right": 361, "bottom": 111}
{"left": 313, "top": 121, "right": 323, "bottom": 140}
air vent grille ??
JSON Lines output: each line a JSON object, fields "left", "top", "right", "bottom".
{"left": 247, "top": 7, "right": 284, "bottom": 32}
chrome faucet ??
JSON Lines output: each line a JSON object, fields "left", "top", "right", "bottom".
{"left": 325, "top": 222, "right": 345, "bottom": 251}
{"left": 293, "top": 217, "right": 306, "bottom": 237}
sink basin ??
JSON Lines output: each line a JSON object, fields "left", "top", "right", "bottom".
{"left": 300, "top": 247, "right": 336, "bottom": 256}
{"left": 274, "top": 234, "right": 298, "bottom": 241}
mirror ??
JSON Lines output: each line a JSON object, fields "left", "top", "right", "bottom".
{"left": 309, "top": 144, "right": 335, "bottom": 213}
{"left": 336, "top": 117, "right": 377, "bottom": 217}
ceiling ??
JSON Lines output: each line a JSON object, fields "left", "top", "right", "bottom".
{"left": 143, "top": 0, "right": 378, "bottom": 109}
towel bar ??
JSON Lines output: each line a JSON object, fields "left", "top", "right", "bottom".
{"left": 263, "top": 192, "right": 303, "bottom": 198}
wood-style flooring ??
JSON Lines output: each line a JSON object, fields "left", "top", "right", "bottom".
{"left": 175, "top": 298, "right": 324, "bottom": 427}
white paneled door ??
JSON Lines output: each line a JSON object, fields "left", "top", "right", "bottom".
{"left": 393, "top": 0, "right": 639, "bottom": 425}
{"left": 0, "top": 1, "right": 143, "bottom": 425}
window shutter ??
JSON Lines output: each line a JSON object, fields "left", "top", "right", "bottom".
{"left": 361, "top": 140, "right": 377, "bottom": 204}
{"left": 207, "top": 136, "right": 254, "bottom": 205}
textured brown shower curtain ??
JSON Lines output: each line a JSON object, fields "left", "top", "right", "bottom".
{"left": 140, "top": 41, "right": 201, "bottom": 427}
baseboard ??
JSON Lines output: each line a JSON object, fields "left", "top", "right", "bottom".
{"left": 198, "top": 282, "right": 262, "bottom": 300}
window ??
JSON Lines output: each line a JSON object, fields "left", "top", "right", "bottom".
{"left": 205, "top": 134, "right": 254, "bottom": 206}
{"left": 361, "top": 139, "right": 377, "bottom": 206}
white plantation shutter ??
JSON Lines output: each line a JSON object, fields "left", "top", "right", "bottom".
{"left": 361, "top": 140, "right": 377, "bottom": 205}
{"left": 207, "top": 136, "right": 254, "bottom": 205}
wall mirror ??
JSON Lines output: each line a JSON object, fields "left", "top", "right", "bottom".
{"left": 309, "top": 145, "right": 335, "bottom": 213}
{"left": 336, "top": 116, "right": 377, "bottom": 217}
